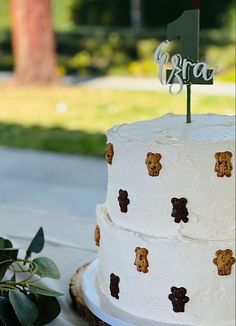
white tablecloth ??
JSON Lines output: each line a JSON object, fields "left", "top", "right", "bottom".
{"left": 0, "top": 204, "right": 97, "bottom": 325}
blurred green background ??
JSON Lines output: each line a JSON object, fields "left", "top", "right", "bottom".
{"left": 0, "top": 0, "right": 235, "bottom": 156}
{"left": 0, "top": 0, "right": 235, "bottom": 79}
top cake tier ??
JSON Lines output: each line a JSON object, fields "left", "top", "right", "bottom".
{"left": 105, "top": 114, "right": 235, "bottom": 241}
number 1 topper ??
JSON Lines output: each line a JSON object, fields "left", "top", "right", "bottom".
{"left": 166, "top": 10, "right": 215, "bottom": 123}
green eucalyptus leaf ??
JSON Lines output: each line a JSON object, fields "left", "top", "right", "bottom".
{"left": 0, "top": 249, "right": 18, "bottom": 263}
{"left": 9, "top": 290, "right": 39, "bottom": 326}
{"left": 25, "top": 228, "right": 44, "bottom": 260}
{"left": 0, "top": 239, "right": 12, "bottom": 250}
{"left": 0, "top": 297, "right": 21, "bottom": 326}
{"left": 0, "top": 249, "right": 18, "bottom": 281}
{"left": 28, "top": 284, "right": 63, "bottom": 297}
{"left": 29, "top": 295, "right": 61, "bottom": 325}
{"left": 33, "top": 257, "right": 60, "bottom": 279}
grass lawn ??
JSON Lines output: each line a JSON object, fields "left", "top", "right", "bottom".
{"left": 0, "top": 85, "right": 234, "bottom": 156}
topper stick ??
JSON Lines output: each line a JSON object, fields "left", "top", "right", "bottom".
{"left": 186, "top": 84, "right": 191, "bottom": 123}
{"left": 167, "top": 10, "right": 200, "bottom": 123}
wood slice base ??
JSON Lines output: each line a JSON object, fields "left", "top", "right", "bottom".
{"left": 69, "top": 263, "right": 109, "bottom": 326}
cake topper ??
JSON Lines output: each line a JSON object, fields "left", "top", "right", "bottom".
{"left": 154, "top": 10, "right": 217, "bottom": 123}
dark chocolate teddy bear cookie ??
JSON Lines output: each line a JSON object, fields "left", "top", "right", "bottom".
{"left": 118, "top": 189, "right": 130, "bottom": 213}
{"left": 168, "top": 287, "right": 189, "bottom": 313}
{"left": 171, "top": 198, "right": 189, "bottom": 223}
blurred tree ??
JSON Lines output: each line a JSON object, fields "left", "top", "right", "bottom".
{"left": 0, "top": 0, "right": 11, "bottom": 30}
{"left": 51, "top": 0, "right": 75, "bottom": 30}
{"left": 71, "top": 0, "right": 130, "bottom": 26}
{"left": 142, "top": 0, "right": 232, "bottom": 28}
{"left": 72, "top": 0, "right": 233, "bottom": 29}
{"left": 130, "top": 0, "right": 142, "bottom": 31}
{"left": 10, "top": 0, "right": 56, "bottom": 84}
{"left": 221, "top": 1, "right": 236, "bottom": 39}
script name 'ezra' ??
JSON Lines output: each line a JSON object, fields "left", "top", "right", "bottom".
{"left": 154, "top": 40, "right": 217, "bottom": 94}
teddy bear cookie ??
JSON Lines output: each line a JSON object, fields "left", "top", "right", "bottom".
{"left": 105, "top": 143, "right": 114, "bottom": 165}
{"left": 213, "top": 249, "right": 235, "bottom": 276}
{"left": 214, "top": 151, "right": 233, "bottom": 177}
{"left": 171, "top": 198, "right": 189, "bottom": 223}
{"left": 134, "top": 247, "right": 149, "bottom": 273}
{"left": 145, "top": 152, "right": 162, "bottom": 176}
{"left": 168, "top": 287, "right": 189, "bottom": 313}
{"left": 94, "top": 225, "right": 100, "bottom": 247}
{"left": 118, "top": 189, "right": 130, "bottom": 213}
{"left": 110, "top": 273, "right": 120, "bottom": 299}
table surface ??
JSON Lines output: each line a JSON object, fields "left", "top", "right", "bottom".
{"left": 0, "top": 204, "right": 97, "bottom": 325}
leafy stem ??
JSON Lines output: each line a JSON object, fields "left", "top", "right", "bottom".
{"left": 0, "top": 228, "right": 62, "bottom": 325}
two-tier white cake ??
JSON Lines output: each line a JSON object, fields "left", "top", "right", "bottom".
{"left": 95, "top": 113, "right": 235, "bottom": 326}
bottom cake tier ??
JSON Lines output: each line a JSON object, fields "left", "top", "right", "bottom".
{"left": 96, "top": 205, "right": 235, "bottom": 326}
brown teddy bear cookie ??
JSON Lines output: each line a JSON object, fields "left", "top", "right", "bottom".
{"left": 214, "top": 151, "right": 233, "bottom": 177}
{"left": 171, "top": 198, "right": 189, "bottom": 223}
{"left": 94, "top": 225, "right": 100, "bottom": 247}
{"left": 134, "top": 247, "right": 149, "bottom": 273}
{"left": 168, "top": 287, "right": 189, "bottom": 313}
{"left": 118, "top": 189, "right": 130, "bottom": 213}
{"left": 213, "top": 249, "right": 235, "bottom": 276}
{"left": 145, "top": 152, "right": 162, "bottom": 176}
{"left": 105, "top": 143, "right": 114, "bottom": 165}
{"left": 110, "top": 273, "right": 120, "bottom": 299}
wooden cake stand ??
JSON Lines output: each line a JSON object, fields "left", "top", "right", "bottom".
{"left": 69, "top": 262, "right": 109, "bottom": 326}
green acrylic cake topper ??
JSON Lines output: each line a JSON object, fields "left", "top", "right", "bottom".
{"left": 154, "top": 10, "right": 216, "bottom": 123}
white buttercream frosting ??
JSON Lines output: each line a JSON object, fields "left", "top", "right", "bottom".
{"left": 107, "top": 113, "right": 235, "bottom": 144}
{"left": 105, "top": 114, "right": 235, "bottom": 240}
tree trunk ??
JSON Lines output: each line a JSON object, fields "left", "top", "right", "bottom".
{"left": 130, "top": 0, "right": 142, "bottom": 31}
{"left": 10, "top": 0, "right": 57, "bottom": 84}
